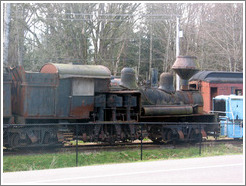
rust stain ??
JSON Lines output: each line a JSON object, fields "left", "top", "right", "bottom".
{"left": 177, "top": 130, "right": 184, "bottom": 140}
{"left": 201, "top": 129, "right": 207, "bottom": 138}
{"left": 70, "top": 104, "right": 94, "bottom": 118}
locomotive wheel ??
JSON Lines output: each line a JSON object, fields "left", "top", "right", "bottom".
{"left": 43, "top": 132, "right": 51, "bottom": 144}
{"left": 10, "top": 133, "right": 21, "bottom": 148}
{"left": 189, "top": 129, "right": 202, "bottom": 142}
{"left": 161, "top": 129, "right": 168, "bottom": 142}
{"left": 43, "top": 132, "right": 58, "bottom": 145}
{"left": 148, "top": 126, "right": 162, "bottom": 144}
{"left": 166, "top": 130, "right": 179, "bottom": 142}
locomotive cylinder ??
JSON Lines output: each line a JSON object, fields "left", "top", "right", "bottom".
{"left": 143, "top": 105, "right": 193, "bottom": 116}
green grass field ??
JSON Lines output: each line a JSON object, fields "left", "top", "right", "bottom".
{"left": 3, "top": 143, "right": 243, "bottom": 172}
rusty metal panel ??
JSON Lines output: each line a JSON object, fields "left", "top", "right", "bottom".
{"left": 70, "top": 96, "right": 94, "bottom": 118}
{"left": 15, "top": 72, "right": 58, "bottom": 117}
{"left": 3, "top": 72, "right": 12, "bottom": 117}
{"left": 56, "top": 79, "right": 70, "bottom": 117}
{"left": 24, "top": 72, "right": 58, "bottom": 86}
{"left": 24, "top": 86, "right": 56, "bottom": 116}
{"left": 56, "top": 78, "right": 95, "bottom": 119}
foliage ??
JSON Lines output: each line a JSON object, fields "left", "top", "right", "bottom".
{"left": 4, "top": 3, "right": 244, "bottom": 75}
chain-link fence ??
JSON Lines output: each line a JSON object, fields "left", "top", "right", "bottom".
{"left": 3, "top": 122, "right": 243, "bottom": 170}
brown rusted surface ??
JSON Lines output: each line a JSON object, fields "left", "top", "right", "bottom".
{"left": 70, "top": 104, "right": 94, "bottom": 118}
{"left": 40, "top": 63, "right": 58, "bottom": 73}
{"left": 177, "top": 130, "right": 184, "bottom": 140}
{"left": 40, "top": 63, "right": 111, "bottom": 79}
{"left": 11, "top": 66, "right": 58, "bottom": 118}
{"left": 82, "top": 133, "right": 87, "bottom": 142}
{"left": 201, "top": 129, "right": 207, "bottom": 138}
{"left": 172, "top": 56, "right": 199, "bottom": 80}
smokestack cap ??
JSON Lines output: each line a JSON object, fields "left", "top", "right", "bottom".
{"left": 172, "top": 56, "right": 199, "bottom": 80}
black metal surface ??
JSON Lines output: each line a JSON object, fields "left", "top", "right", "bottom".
{"left": 140, "top": 88, "right": 203, "bottom": 107}
{"left": 143, "top": 105, "right": 193, "bottom": 116}
{"left": 189, "top": 71, "right": 243, "bottom": 83}
{"left": 158, "top": 73, "right": 175, "bottom": 93}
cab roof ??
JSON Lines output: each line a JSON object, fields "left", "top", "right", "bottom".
{"left": 189, "top": 71, "right": 243, "bottom": 83}
{"left": 40, "top": 63, "right": 111, "bottom": 79}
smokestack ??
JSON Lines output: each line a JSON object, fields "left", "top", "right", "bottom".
{"left": 172, "top": 56, "right": 199, "bottom": 90}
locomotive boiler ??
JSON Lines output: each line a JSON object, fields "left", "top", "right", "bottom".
{"left": 3, "top": 56, "right": 219, "bottom": 148}
{"left": 118, "top": 56, "right": 218, "bottom": 143}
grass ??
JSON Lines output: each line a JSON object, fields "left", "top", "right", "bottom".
{"left": 3, "top": 143, "right": 243, "bottom": 172}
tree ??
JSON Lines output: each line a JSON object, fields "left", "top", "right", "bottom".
{"left": 5, "top": 2, "right": 243, "bottom": 74}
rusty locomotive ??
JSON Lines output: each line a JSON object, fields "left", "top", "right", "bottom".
{"left": 3, "top": 56, "right": 219, "bottom": 148}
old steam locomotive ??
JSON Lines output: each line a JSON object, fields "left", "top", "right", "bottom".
{"left": 3, "top": 56, "right": 219, "bottom": 148}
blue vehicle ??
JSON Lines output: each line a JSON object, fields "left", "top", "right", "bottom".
{"left": 213, "top": 95, "right": 243, "bottom": 139}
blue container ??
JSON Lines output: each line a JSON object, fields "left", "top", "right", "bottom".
{"left": 213, "top": 95, "right": 243, "bottom": 138}
{"left": 220, "top": 121, "right": 243, "bottom": 138}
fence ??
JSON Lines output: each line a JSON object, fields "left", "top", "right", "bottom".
{"left": 3, "top": 121, "right": 243, "bottom": 168}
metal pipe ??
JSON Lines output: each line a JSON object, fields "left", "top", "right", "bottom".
{"left": 143, "top": 105, "right": 193, "bottom": 116}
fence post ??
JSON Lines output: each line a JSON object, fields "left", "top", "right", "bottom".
{"left": 199, "top": 124, "right": 201, "bottom": 156}
{"left": 76, "top": 124, "right": 78, "bottom": 166}
{"left": 140, "top": 123, "right": 143, "bottom": 160}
